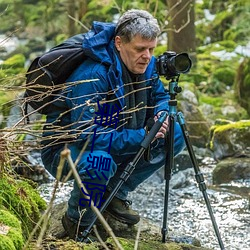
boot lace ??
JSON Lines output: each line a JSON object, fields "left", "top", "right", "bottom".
{"left": 123, "top": 200, "right": 132, "bottom": 209}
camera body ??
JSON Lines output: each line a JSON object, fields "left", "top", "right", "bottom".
{"left": 156, "top": 51, "right": 192, "bottom": 79}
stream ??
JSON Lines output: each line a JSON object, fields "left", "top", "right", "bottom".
{"left": 38, "top": 155, "right": 250, "bottom": 250}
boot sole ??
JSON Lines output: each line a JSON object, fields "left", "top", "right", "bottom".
{"left": 105, "top": 210, "right": 140, "bottom": 225}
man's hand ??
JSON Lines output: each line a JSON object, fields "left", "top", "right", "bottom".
{"left": 154, "top": 111, "right": 169, "bottom": 139}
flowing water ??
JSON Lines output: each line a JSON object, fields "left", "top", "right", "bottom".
{"left": 38, "top": 156, "right": 250, "bottom": 250}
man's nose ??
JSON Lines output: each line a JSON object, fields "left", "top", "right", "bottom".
{"left": 142, "top": 49, "right": 151, "bottom": 59}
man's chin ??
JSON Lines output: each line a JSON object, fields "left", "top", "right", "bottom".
{"left": 133, "top": 68, "right": 147, "bottom": 75}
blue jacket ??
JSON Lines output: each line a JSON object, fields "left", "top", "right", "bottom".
{"left": 44, "top": 21, "right": 170, "bottom": 156}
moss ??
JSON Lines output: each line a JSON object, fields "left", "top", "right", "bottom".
{"left": 0, "top": 235, "right": 16, "bottom": 250}
{"left": 199, "top": 95, "right": 224, "bottom": 107}
{"left": 209, "top": 120, "right": 250, "bottom": 151}
{"left": 0, "top": 209, "right": 24, "bottom": 249}
{"left": 217, "top": 40, "right": 237, "bottom": 51}
{"left": 213, "top": 67, "right": 235, "bottom": 86}
{"left": 199, "top": 91, "right": 248, "bottom": 122}
{"left": 208, "top": 10, "right": 234, "bottom": 42}
{"left": 213, "top": 120, "right": 250, "bottom": 133}
{"left": 7, "top": 228, "right": 24, "bottom": 249}
{"left": 106, "top": 237, "right": 208, "bottom": 250}
{"left": 0, "top": 174, "right": 47, "bottom": 239}
{"left": 0, "top": 54, "right": 26, "bottom": 86}
{"left": 0, "top": 209, "right": 21, "bottom": 229}
{"left": 1, "top": 54, "right": 25, "bottom": 69}
{"left": 29, "top": 239, "right": 95, "bottom": 250}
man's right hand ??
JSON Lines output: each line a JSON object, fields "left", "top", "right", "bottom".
{"left": 154, "top": 112, "right": 169, "bottom": 139}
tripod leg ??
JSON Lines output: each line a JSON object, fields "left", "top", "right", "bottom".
{"left": 177, "top": 112, "right": 225, "bottom": 250}
{"left": 162, "top": 114, "right": 175, "bottom": 243}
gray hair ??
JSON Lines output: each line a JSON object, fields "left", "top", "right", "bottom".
{"left": 115, "top": 9, "right": 160, "bottom": 43}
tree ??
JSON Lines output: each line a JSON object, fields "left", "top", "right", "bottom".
{"left": 166, "top": 0, "right": 196, "bottom": 62}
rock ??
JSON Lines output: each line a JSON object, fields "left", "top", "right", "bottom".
{"left": 181, "top": 89, "right": 199, "bottom": 105}
{"left": 43, "top": 201, "right": 212, "bottom": 250}
{"left": 170, "top": 168, "right": 193, "bottom": 189}
{"left": 209, "top": 120, "right": 250, "bottom": 160}
{"left": 221, "top": 105, "right": 237, "bottom": 116}
{"left": 213, "top": 157, "right": 250, "bottom": 184}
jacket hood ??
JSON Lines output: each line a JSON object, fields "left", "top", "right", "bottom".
{"left": 82, "top": 21, "right": 116, "bottom": 65}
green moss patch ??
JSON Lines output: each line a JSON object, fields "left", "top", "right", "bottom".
{"left": 0, "top": 174, "right": 47, "bottom": 239}
{"left": 106, "top": 237, "right": 209, "bottom": 250}
{"left": 0, "top": 209, "right": 24, "bottom": 250}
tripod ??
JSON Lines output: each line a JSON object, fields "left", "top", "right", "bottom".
{"left": 161, "top": 77, "right": 225, "bottom": 249}
{"left": 82, "top": 77, "right": 225, "bottom": 250}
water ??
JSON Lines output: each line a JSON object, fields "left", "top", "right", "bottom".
{"left": 38, "top": 157, "right": 250, "bottom": 250}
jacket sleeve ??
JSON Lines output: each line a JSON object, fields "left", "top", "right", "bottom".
{"left": 65, "top": 60, "right": 146, "bottom": 156}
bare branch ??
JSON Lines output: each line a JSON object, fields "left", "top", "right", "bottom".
{"left": 62, "top": 148, "right": 124, "bottom": 250}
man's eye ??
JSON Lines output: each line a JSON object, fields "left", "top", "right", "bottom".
{"left": 136, "top": 48, "right": 144, "bottom": 52}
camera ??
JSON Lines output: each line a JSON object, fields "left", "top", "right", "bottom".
{"left": 156, "top": 51, "right": 192, "bottom": 79}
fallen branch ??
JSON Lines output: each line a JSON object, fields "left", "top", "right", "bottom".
{"left": 62, "top": 147, "right": 124, "bottom": 250}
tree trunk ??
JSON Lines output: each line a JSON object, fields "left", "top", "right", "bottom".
{"left": 78, "top": 0, "right": 88, "bottom": 20}
{"left": 67, "top": 0, "right": 76, "bottom": 36}
{"left": 167, "top": 0, "right": 196, "bottom": 62}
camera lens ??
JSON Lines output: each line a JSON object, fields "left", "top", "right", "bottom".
{"left": 174, "top": 53, "right": 192, "bottom": 73}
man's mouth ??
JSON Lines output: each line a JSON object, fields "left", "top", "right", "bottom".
{"left": 138, "top": 62, "right": 148, "bottom": 66}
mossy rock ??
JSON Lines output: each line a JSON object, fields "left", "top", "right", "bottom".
{"left": 107, "top": 237, "right": 210, "bottom": 250}
{"left": 209, "top": 120, "right": 250, "bottom": 160}
{"left": 0, "top": 209, "right": 24, "bottom": 250}
{"left": 0, "top": 174, "right": 47, "bottom": 239}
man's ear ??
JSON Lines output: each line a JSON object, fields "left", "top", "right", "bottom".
{"left": 115, "top": 36, "right": 122, "bottom": 51}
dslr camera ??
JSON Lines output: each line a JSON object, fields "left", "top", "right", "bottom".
{"left": 156, "top": 51, "right": 192, "bottom": 79}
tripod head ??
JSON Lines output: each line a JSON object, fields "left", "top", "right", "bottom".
{"left": 168, "top": 76, "right": 182, "bottom": 100}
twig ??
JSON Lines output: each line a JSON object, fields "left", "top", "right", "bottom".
{"left": 68, "top": 14, "right": 89, "bottom": 31}
{"left": 22, "top": 154, "right": 65, "bottom": 249}
{"left": 134, "top": 220, "right": 142, "bottom": 250}
{"left": 93, "top": 225, "right": 110, "bottom": 250}
{"left": 61, "top": 148, "right": 124, "bottom": 250}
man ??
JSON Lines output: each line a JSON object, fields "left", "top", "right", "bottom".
{"left": 41, "top": 9, "right": 185, "bottom": 240}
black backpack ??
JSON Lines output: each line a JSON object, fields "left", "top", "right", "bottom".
{"left": 24, "top": 34, "right": 87, "bottom": 115}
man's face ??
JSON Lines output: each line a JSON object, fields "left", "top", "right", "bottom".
{"left": 115, "top": 35, "right": 157, "bottom": 74}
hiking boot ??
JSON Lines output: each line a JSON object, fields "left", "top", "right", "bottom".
{"left": 105, "top": 196, "right": 140, "bottom": 225}
{"left": 61, "top": 213, "right": 97, "bottom": 242}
